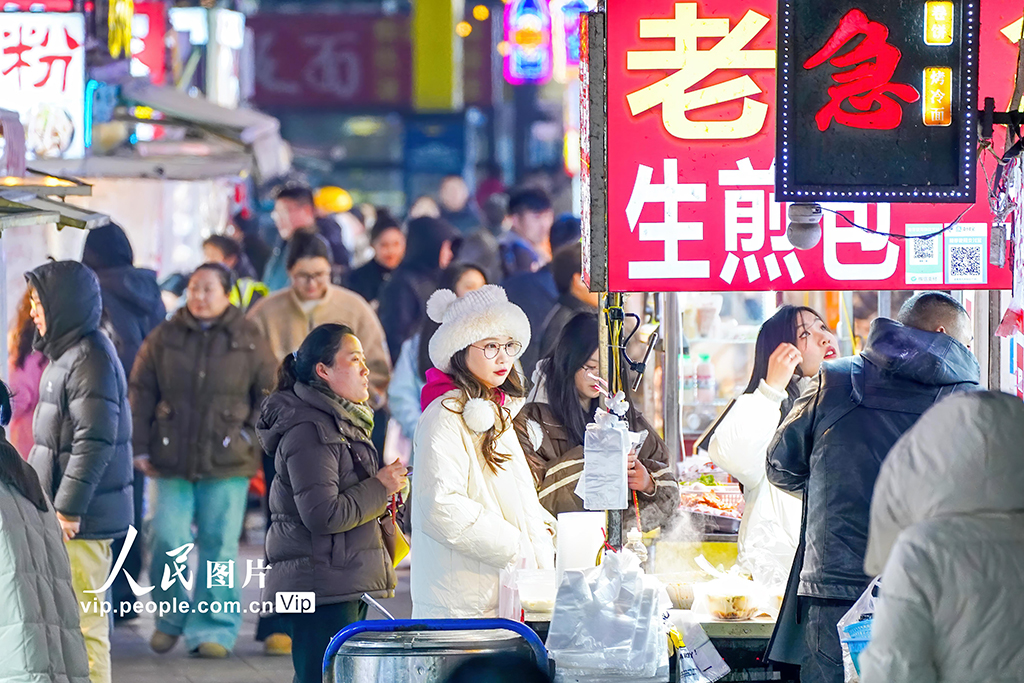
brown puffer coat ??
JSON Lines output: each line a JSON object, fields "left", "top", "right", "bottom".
{"left": 129, "top": 305, "right": 277, "bottom": 481}
{"left": 516, "top": 402, "right": 679, "bottom": 532}
{"left": 256, "top": 382, "right": 395, "bottom": 605}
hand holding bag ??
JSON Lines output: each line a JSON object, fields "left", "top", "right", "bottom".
{"left": 379, "top": 494, "right": 410, "bottom": 567}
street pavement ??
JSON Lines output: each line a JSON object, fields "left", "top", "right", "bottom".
{"left": 111, "top": 542, "right": 414, "bottom": 683}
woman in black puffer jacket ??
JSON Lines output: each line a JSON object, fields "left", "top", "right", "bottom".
{"left": 256, "top": 323, "right": 407, "bottom": 683}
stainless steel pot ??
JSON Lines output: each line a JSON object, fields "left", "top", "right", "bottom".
{"left": 323, "top": 619, "right": 548, "bottom": 683}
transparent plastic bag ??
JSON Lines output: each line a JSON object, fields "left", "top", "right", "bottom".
{"left": 837, "top": 576, "right": 882, "bottom": 683}
{"left": 578, "top": 410, "right": 630, "bottom": 510}
{"left": 547, "top": 550, "right": 671, "bottom": 682}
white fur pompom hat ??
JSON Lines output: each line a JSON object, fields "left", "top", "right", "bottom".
{"left": 427, "top": 284, "right": 531, "bottom": 375}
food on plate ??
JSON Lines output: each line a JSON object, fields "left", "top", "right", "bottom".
{"left": 26, "top": 104, "right": 74, "bottom": 159}
{"left": 705, "top": 592, "right": 757, "bottom": 621}
{"left": 679, "top": 490, "right": 743, "bottom": 520}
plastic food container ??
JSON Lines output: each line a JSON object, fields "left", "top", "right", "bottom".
{"left": 694, "top": 577, "right": 759, "bottom": 621}
{"left": 516, "top": 569, "right": 557, "bottom": 620}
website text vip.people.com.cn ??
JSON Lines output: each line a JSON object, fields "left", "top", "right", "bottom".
{"left": 80, "top": 592, "right": 317, "bottom": 618}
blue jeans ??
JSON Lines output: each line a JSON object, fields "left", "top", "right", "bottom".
{"left": 149, "top": 476, "right": 249, "bottom": 651}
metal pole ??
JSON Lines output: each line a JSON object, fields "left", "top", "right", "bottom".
{"left": 877, "top": 290, "right": 892, "bottom": 320}
{"left": 604, "top": 292, "right": 624, "bottom": 549}
{"left": 663, "top": 292, "right": 681, "bottom": 464}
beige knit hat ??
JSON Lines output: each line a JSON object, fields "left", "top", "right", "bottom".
{"left": 426, "top": 284, "right": 531, "bottom": 374}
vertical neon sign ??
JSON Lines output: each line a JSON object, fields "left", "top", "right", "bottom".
{"left": 504, "top": 0, "right": 554, "bottom": 85}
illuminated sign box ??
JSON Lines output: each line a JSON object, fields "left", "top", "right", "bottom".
{"left": 776, "top": 0, "right": 980, "bottom": 203}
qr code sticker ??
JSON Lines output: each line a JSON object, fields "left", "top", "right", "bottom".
{"left": 911, "top": 237, "right": 937, "bottom": 263}
{"left": 949, "top": 246, "right": 983, "bottom": 281}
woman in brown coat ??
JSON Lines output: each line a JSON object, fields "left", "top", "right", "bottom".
{"left": 516, "top": 312, "right": 679, "bottom": 532}
{"left": 129, "top": 263, "right": 277, "bottom": 658}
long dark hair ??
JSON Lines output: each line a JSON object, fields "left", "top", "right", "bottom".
{"left": 0, "top": 381, "right": 48, "bottom": 511}
{"left": 744, "top": 305, "right": 827, "bottom": 418}
{"left": 9, "top": 288, "right": 36, "bottom": 370}
{"left": 543, "top": 312, "right": 600, "bottom": 446}
{"left": 417, "top": 264, "right": 490, "bottom": 380}
{"left": 446, "top": 346, "right": 528, "bottom": 473}
{"left": 275, "top": 323, "right": 355, "bottom": 392}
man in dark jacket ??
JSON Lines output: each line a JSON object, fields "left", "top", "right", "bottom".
{"left": 264, "top": 183, "right": 351, "bottom": 292}
{"left": 765, "top": 292, "right": 978, "bottom": 683}
{"left": 26, "top": 260, "right": 134, "bottom": 683}
{"left": 81, "top": 221, "right": 165, "bottom": 619}
{"left": 537, "top": 242, "right": 599, "bottom": 363}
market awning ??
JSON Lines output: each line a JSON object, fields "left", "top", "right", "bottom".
{"left": 0, "top": 205, "right": 60, "bottom": 230}
{"left": 0, "top": 171, "right": 106, "bottom": 230}
{"left": 119, "top": 79, "right": 290, "bottom": 180}
{"left": 27, "top": 154, "right": 253, "bottom": 182}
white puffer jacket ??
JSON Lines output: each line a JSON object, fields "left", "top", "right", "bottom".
{"left": 860, "top": 392, "right": 1024, "bottom": 683}
{"left": 411, "top": 391, "right": 555, "bottom": 618}
{"left": 708, "top": 381, "right": 802, "bottom": 586}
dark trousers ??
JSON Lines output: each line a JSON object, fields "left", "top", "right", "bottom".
{"left": 286, "top": 600, "right": 367, "bottom": 683}
{"left": 256, "top": 450, "right": 288, "bottom": 641}
{"left": 799, "top": 598, "right": 855, "bottom": 683}
{"left": 111, "top": 470, "right": 145, "bottom": 615}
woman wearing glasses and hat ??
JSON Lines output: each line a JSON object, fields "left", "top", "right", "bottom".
{"left": 410, "top": 285, "right": 555, "bottom": 619}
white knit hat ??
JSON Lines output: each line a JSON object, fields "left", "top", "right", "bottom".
{"left": 427, "top": 284, "right": 531, "bottom": 374}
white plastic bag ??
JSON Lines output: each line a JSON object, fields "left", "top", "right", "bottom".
{"left": 547, "top": 550, "right": 671, "bottom": 682}
{"left": 577, "top": 409, "right": 630, "bottom": 510}
{"left": 498, "top": 532, "right": 539, "bottom": 621}
{"left": 668, "top": 611, "right": 731, "bottom": 683}
{"left": 837, "top": 576, "right": 882, "bottom": 683}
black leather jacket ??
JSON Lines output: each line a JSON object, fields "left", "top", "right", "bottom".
{"left": 767, "top": 319, "right": 979, "bottom": 600}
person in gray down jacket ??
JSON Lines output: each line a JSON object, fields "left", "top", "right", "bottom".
{"left": 765, "top": 292, "right": 978, "bottom": 683}
{"left": 25, "top": 260, "right": 133, "bottom": 683}
{"left": 0, "top": 380, "right": 90, "bottom": 683}
{"left": 860, "top": 391, "right": 1024, "bottom": 683}
{"left": 257, "top": 323, "right": 407, "bottom": 683}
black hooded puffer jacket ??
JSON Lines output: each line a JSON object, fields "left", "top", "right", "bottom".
{"left": 81, "top": 222, "right": 166, "bottom": 376}
{"left": 767, "top": 318, "right": 980, "bottom": 601}
{"left": 257, "top": 383, "right": 395, "bottom": 605}
{"left": 26, "top": 261, "right": 133, "bottom": 540}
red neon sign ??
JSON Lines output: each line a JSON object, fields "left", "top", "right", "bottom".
{"left": 804, "top": 9, "right": 920, "bottom": 131}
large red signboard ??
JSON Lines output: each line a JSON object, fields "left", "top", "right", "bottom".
{"left": 604, "top": 0, "right": 1017, "bottom": 291}
{"left": 248, "top": 14, "right": 412, "bottom": 108}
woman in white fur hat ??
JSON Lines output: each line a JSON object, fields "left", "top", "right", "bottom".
{"left": 410, "top": 284, "right": 555, "bottom": 619}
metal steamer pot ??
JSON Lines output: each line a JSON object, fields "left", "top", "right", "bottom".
{"left": 323, "top": 618, "right": 548, "bottom": 683}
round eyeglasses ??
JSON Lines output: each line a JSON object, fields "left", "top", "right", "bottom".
{"left": 470, "top": 341, "right": 523, "bottom": 359}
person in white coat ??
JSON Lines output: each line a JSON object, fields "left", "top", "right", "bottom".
{"left": 859, "top": 391, "right": 1024, "bottom": 683}
{"left": 411, "top": 284, "right": 555, "bottom": 619}
{"left": 0, "top": 380, "right": 90, "bottom": 683}
{"left": 708, "top": 305, "right": 838, "bottom": 586}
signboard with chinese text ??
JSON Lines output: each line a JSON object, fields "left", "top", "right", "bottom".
{"left": 248, "top": 14, "right": 412, "bottom": 108}
{"left": 0, "top": 13, "right": 85, "bottom": 159}
{"left": 776, "top": 0, "right": 979, "bottom": 202}
{"left": 132, "top": 0, "right": 167, "bottom": 85}
{"left": 596, "top": 0, "right": 1015, "bottom": 292}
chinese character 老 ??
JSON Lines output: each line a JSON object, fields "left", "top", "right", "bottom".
{"left": 803, "top": 9, "right": 919, "bottom": 131}
{"left": 626, "top": 3, "right": 775, "bottom": 140}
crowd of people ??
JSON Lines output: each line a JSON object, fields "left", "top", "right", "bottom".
{"left": 0, "top": 173, "right": 637, "bottom": 683}
{"left": 0, "top": 167, "right": 1019, "bottom": 683}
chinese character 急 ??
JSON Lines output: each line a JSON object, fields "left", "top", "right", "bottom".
{"left": 803, "top": 9, "right": 919, "bottom": 131}
{"left": 84, "top": 526, "right": 155, "bottom": 597}
{"left": 208, "top": 560, "right": 235, "bottom": 589}
{"left": 626, "top": 3, "right": 774, "bottom": 140}
{"left": 624, "top": 159, "right": 710, "bottom": 280}
{"left": 161, "top": 543, "right": 195, "bottom": 592}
